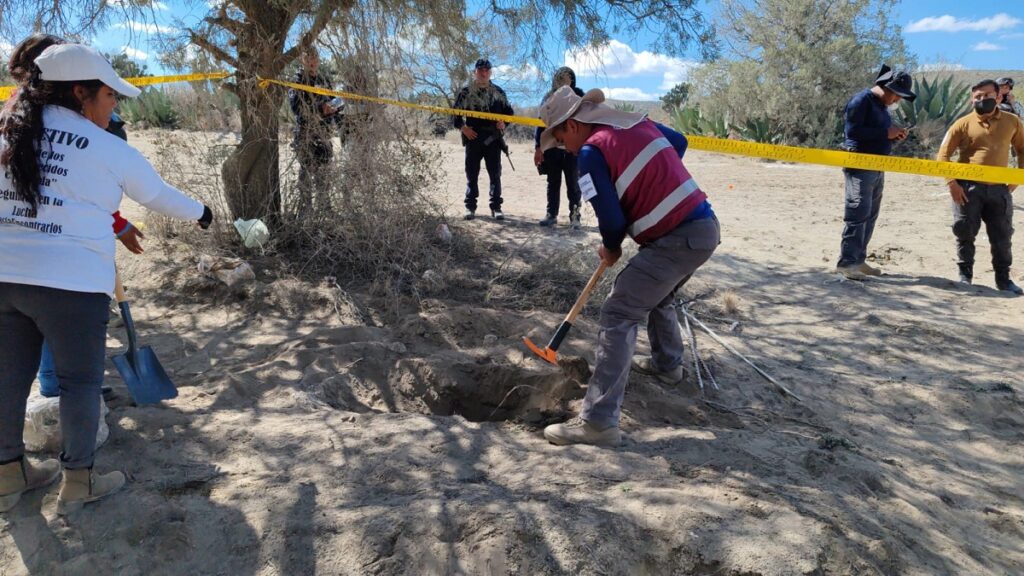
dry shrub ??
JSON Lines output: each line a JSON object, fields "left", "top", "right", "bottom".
{"left": 718, "top": 290, "right": 742, "bottom": 315}
{"left": 144, "top": 116, "right": 455, "bottom": 305}
{"left": 484, "top": 240, "right": 635, "bottom": 316}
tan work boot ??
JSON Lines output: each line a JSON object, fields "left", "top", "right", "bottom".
{"left": 858, "top": 262, "right": 882, "bottom": 276}
{"left": 56, "top": 467, "right": 125, "bottom": 515}
{"left": 631, "top": 356, "right": 684, "bottom": 384}
{"left": 544, "top": 417, "right": 620, "bottom": 447}
{"left": 835, "top": 264, "right": 867, "bottom": 280}
{"left": 0, "top": 457, "right": 61, "bottom": 512}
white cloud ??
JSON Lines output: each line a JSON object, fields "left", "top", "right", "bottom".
{"left": 906, "top": 13, "right": 1022, "bottom": 34}
{"left": 658, "top": 68, "right": 693, "bottom": 91}
{"left": 917, "top": 62, "right": 967, "bottom": 72}
{"left": 493, "top": 63, "right": 541, "bottom": 82}
{"left": 121, "top": 46, "right": 150, "bottom": 60}
{"left": 972, "top": 41, "right": 1004, "bottom": 51}
{"left": 999, "top": 32, "right": 1024, "bottom": 40}
{"left": 0, "top": 41, "right": 13, "bottom": 58}
{"left": 565, "top": 40, "right": 696, "bottom": 80}
{"left": 115, "top": 21, "right": 177, "bottom": 35}
{"left": 600, "top": 87, "right": 659, "bottom": 101}
{"left": 106, "top": 0, "right": 168, "bottom": 9}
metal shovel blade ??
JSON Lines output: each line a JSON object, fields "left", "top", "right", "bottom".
{"left": 112, "top": 301, "right": 177, "bottom": 405}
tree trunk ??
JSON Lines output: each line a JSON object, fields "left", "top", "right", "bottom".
{"left": 220, "top": 3, "right": 295, "bottom": 225}
{"left": 222, "top": 79, "right": 282, "bottom": 222}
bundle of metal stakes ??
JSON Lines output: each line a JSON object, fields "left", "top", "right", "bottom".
{"left": 675, "top": 301, "right": 802, "bottom": 402}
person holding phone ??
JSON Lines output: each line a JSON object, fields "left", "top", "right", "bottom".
{"left": 835, "top": 65, "right": 915, "bottom": 280}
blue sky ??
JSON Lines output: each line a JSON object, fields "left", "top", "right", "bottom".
{"left": 82, "top": 1, "right": 1024, "bottom": 103}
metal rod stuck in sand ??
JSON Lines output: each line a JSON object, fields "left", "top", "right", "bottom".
{"left": 679, "top": 306, "right": 802, "bottom": 402}
{"left": 682, "top": 310, "right": 704, "bottom": 394}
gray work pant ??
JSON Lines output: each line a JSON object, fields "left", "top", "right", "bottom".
{"left": 838, "top": 168, "right": 884, "bottom": 267}
{"left": 0, "top": 282, "right": 109, "bottom": 469}
{"left": 581, "top": 217, "right": 720, "bottom": 428}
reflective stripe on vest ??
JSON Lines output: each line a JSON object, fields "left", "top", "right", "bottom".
{"left": 628, "top": 178, "right": 700, "bottom": 238}
{"left": 614, "top": 137, "right": 672, "bottom": 198}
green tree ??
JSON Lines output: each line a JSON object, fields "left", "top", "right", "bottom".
{"left": 105, "top": 51, "right": 150, "bottom": 78}
{"left": 660, "top": 82, "right": 690, "bottom": 113}
{"left": 690, "top": 0, "right": 913, "bottom": 148}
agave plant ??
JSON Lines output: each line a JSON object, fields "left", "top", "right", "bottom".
{"left": 670, "top": 106, "right": 729, "bottom": 138}
{"left": 118, "top": 88, "right": 179, "bottom": 129}
{"left": 613, "top": 102, "right": 637, "bottom": 112}
{"left": 895, "top": 75, "right": 971, "bottom": 131}
{"left": 734, "top": 117, "right": 782, "bottom": 143}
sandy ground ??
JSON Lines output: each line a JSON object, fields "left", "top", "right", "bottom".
{"left": 1, "top": 130, "right": 1022, "bottom": 576}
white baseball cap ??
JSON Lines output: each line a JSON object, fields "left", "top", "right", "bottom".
{"left": 34, "top": 44, "right": 141, "bottom": 98}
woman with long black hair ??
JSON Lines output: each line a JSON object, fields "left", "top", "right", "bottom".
{"left": 0, "top": 42, "right": 212, "bottom": 514}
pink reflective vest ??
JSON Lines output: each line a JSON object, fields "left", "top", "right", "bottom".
{"left": 584, "top": 120, "right": 707, "bottom": 244}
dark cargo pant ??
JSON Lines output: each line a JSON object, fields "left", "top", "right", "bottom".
{"left": 952, "top": 181, "right": 1014, "bottom": 275}
{"left": 581, "top": 217, "right": 720, "bottom": 428}
{"left": 542, "top": 148, "right": 581, "bottom": 218}
{"left": 464, "top": 138, "right": 503, "bottom": 212}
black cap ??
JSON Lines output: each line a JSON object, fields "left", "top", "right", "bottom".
{"left": 997, "top": 77, "right": 1014, "bottom": 88}
{"left": 474, "top": 58, "right": 492, "bottom": 70}
{"left": 876, "top": 66, "right": 916, "bottom": 102}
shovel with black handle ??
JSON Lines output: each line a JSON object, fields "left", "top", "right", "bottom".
{"left": 111, "top": 273, "right": 177, "bottom": 405}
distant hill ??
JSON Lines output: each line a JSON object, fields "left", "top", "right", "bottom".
{"left": 917, "top": 69, "right": 1024, "bottom": 87}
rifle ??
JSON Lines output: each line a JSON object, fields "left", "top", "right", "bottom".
{"left": 483, "top": 132, "right": 515, "bottom": 171}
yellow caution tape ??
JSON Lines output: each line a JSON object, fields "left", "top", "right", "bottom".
{"left": 0, "top": 71, "right": 230, "bottom": 101}
{"left": 258, "top": 77, "right": 545, "bottom": 127}
{"left": 685, "top": 136, "right": 1024, "bottom": 185}
{"left": 122, "top": 71, "right": 231, "bottom": 87}
{"left": 272, "top": 77, "right": 1024, "bottom": 185}
{"left": 5, "top": 69, "right": 1020, "bottom": 185}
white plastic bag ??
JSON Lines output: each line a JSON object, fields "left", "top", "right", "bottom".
{"left": 24, "top": 395, "right": 109, "bottom": 453}
{"left": 233, "top": 218, "right": 270, "bottom": 249}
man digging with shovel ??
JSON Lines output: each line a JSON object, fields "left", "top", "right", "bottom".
{"left": 538, "top": 86, "right": 719, "bottom": 447}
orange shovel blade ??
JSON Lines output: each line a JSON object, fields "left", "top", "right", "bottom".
{"left": 522, "top": 337, "right": 558, "bottom": 365}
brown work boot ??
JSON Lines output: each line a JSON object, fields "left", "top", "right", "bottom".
{"left": 56, "top": 467, "right": 125, "bottom": 515}
{"left": 631, "top": 356, "right": 684, "bottom": 384}
{"left": 858, "top": 262, "right": 882, "bottom": 276}
{"left": 835, "top": 264, "right": 867, "bottom": 280}
{"left": 0, "top": 456, "right": 61, "bottom": 512}
{"left": 543, "top": 417, "right": 620, "bottom": 447}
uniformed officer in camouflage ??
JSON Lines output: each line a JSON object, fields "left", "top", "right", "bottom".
{"left": 453, "top": 58, "right": 514, "bottom": 220}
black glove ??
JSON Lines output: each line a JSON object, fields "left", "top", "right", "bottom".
{"left": 198, "top": 205, "right": 213, "bottom": 230}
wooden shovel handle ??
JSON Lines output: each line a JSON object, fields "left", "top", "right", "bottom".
{"left": 563, "top": 260, "right": 609, "bottom": 324}
{"left": 114, "top": 271, "right": 128, "bottom": 304}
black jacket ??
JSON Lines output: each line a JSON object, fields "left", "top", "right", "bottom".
{"left": 452, "top": 82, "right": 513, "bottom": 145}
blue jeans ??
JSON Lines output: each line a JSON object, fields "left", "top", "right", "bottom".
{"left": 838, "top": 169, "right": 884, "bottom": 267}
{"left": 38, "top": 341, "right": 59, "bottom": 397}
{"left": 0, "top": 282, "right": 110, "bottom": 469}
